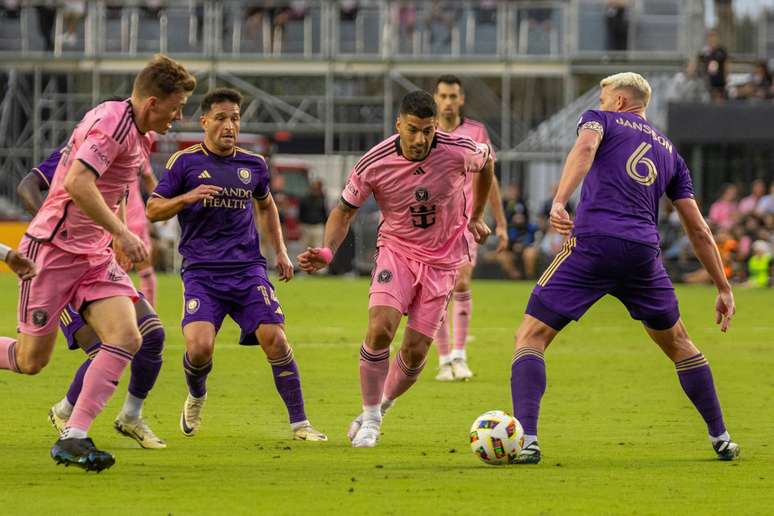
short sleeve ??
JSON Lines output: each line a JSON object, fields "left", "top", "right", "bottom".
{"left": 463, "top": 141, "right": 491, "bottom": 174}
{"left": 253, "top": 160, "right": 271, "bottom": 201}
{"left": 577, "top": 110, "right": 606, "bottom": 138}
{"left": 153, "top": 158, "right": 186, "bottom": 200}
{"left": 478, "top": 125, "right": 496, "bottom": 162}
{"left": 73, "top": 122, "right": 124, "bottom": 177}
{"left": 666, "top": 154, "right": 695, "bottom": 202}
{"left": 33, "top": 148, "right": 62, "bottom": 188}
{"left": 341, "top": 166, "right": 373, "bottom": 209}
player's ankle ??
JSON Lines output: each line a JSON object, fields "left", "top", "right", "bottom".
{"left": 709, "top": 430, "right": 730, "bottom": 444}
{"left": 439, "top": 354, "right": 452, "bottom": 366}
{"left": 55, "top": 398, "right": 74, "bottom": 417}
{"left": 451, "top": 349, "right": 467, "bottom": 361}
{"left": 523, "top": 434, "right": 538, "bottom": 447}
{"left": 362, "top": 405, "right": 382, "bottom": 422}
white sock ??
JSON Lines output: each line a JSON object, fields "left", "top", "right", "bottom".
{"left": 120, "top": 393, "right": 144, "bottom": 420}
{"left": 379, "top": 396, "right": 395, "bottom": 416}
{"left": 62, "top": 427, "right": 88, "bottom": 440}
{"left": 363, "top": 404, "right": 382, "bottom": 422}
{"left": 56, "top": 398, "right": 74, "bottom": 417}
{"left": 452, "top": 349, "right": 467, "bottom": 361}
{"left": 290, "top": 419, "right": 310, "bottom": 431}
{"left": 709, "top": 431, "right": 730, "bottom": 443}
{"left": 439, "top": 354, "right": 452, "bottom": 366}
{"left": 523, "top": 434, "right": 538, "bottom": 447}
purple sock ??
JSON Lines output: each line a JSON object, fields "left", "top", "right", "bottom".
{"left": 268, "top": 349, "right": 307, "bottom": 424}
{"left": 128, "top": 314, "right": 165, "bottom": 399}
{"left": 676, "top": 353, "right": 726, "bottom": 437}
{"left": 510, "top": 348, "right": 547, "bottom": 436}
{"left": 65, "top": 343, "right": 101, "bottom": 405}
{"left": 183, "top": 352, "right": 212, "bottom": 398}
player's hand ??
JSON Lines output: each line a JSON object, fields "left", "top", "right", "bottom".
{"left": 114, "top": 228, "right": 149, "bottom": 264}
{"left": 276, "top": 250, "right": 294, "bottom": 282}
{"left": 550, "top": 202, "right": 573, "bottom": 236}
{"left": 468, "top": 217, "right": 491, "bottom": 244}
{"left": 297, "top": 247, "right": 328, "bottom": 273}
{"left": 5, "top": 250, "right": 36, "bottom": 280}
{"left": 182, "top": 185, "right": 222, "bottom": 205}
{"left": 494, "top": 225, "right": 509, "bottom": 253}
{"left": 112, "top": 238, "right": 133, "bottom": 272}
{"left": 714, "top": 288, "right": 735, "bottom": 333}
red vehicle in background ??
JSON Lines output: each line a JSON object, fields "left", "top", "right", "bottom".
{"left": 159, "top": 132, "right": 311, "bottom": 243}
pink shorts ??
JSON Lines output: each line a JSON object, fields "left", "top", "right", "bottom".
{"left": 369, "top": 246, "right": 457, "bottom": 338}
{"left": 17, "top": 237, "right": 138, "bottom": 336}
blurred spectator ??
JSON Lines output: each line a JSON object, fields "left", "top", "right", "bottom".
{"left": 745, "top": 240, "right": 772, "bottom": 288}
{"left": 757, "top": 183, "right": 774, "bottom": 215}
{"left": 540, "top": 182, "right": 572, "bottom": 230}
{"left": 475, "top": 0, "right": 497, "bottom": 25}
{"left": 537, "top": 226, "right": 564, "bottom": 272}
{"left": 708, "top": 184, "right": 738, "bottom": 230}
{"left": 502, "top": 183, "right": 529, "bottom": 224}
{"left": 298, "top": 179, "right": 327, "bottom": 250}
{"left": 1, "top": 0, "right": 20, "bottom": 17}
{"left": 739, "top": 179, "right": 767, "bottom": 214}
{"left": 36, "top": 4, "right": 56, "bottom": 51}
{"left": 426, "top": 0, "right": 457, "bottom": 53}
{"left": 245, "top": 1, "right": 307, "bottom": 54}
{"left": 152, "top": 219, "right": 179, "bottom": 273}
{"left": 62, "top": 1, "right": 86, "bottom": 46}
{"left": 340, "top": 0, "right": 359, "bottom": 22}
{"left": 683, "top": 228, "right": 737, "bottom": 284}
{"left": 392, "top": 0, "right": 417, "bottom": 52}
{"left": 494, "top": 211, "right": 538, "bottom": 280}
{"left": 735, "top": 61, "right": 773, "bottom": 100}
{"left": 605, "top": 0, "right": 628, "bottom": 51}
{"left": 141, "top": 0, "right": 164, "bottom": 18}
{"left": 666, "top": 58, "right": 710, "bottom": 103}
{"left": 699, "top": 29, "right": 729, "bottom": 102}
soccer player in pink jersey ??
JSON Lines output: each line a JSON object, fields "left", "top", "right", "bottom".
{"left": 432, "top": 75, "right": 508, "bottom": 381}
{"left": 298, "top": 91, "right": 494, "bottom": 448}
{"left": 0, "top": 55, "right": 196, "bottom": 471}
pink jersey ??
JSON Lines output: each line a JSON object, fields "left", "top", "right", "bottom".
{"left": 126, "top": 154, "right": 154, "bottom": 237}
{"left": 450, "top": 118, "right": 495, "bottom": 218}
{"left": 342, "top": 131, "right": 491, "bottom": 270}
{"left": 26, "top": 100, "right": 152, "bottom": 259}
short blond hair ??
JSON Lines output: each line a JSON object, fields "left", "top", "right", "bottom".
{"left": 133, "top": 54, "right": 196, "bottom": 99}
{"left": 600, "top": 72, "right": 652, "bottom": 108}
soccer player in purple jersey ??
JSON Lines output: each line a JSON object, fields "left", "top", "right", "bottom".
{"left": 509, "top": 73, "right": 739, "bottom": 464}
{"left": 17, "top": 148, "right": 167, "bottom": 449}
{"left": 298, "top": 91, "right": 494, "bottom": 448}
{"left": 432, "top": 74, "right": 508, "bottom": 381}
{"left": 146, "top": 88, "right": 326, "bottom": 442}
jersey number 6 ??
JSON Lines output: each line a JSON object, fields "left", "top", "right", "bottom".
{"left": 626, "top": 142, "right": 657, "bottom": 186}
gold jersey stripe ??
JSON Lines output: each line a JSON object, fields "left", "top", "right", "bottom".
{"left": 537, "top": 237, "right": 576, "bottom": 287}
{"left": 235, "top": 146, "right": 266, "bottom": 163}
{"left": 165, "top": 144, "right": 204, "bottom": 170}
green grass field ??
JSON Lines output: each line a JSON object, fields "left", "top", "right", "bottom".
{"left": 0, "top": 273, "right": 772, "bottom": 515}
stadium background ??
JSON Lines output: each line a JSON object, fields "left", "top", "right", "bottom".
{"left": 1, "top": 0, "right": 773, "bottom": 284}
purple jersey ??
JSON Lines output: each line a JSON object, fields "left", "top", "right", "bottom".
{"left": 573, "top": 110, "right": 694, "bottom": 246}
{"left": 152, "top": 143, "right": 270, "bottom": 273}
{"left": 32, "top": 147, "right": 62, "bottom": 188}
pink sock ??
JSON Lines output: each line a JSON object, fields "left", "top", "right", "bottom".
{"left": 453, "top": 291, "right": 472, "bottom": 351}
{"left": 359, "top": 343, "right": 389, "bottom": 407}
{"left": 435, "top": 312, "right": 451, "bottom": 363}
{"left": 67, "top": 344, "right": 132, "bottom": 432}
{"left": 0, "top": 337, "right": 20, "bottom": 373}
{"left": 382, "top": 349, "right": 427, "bottom": 402}
{"left": 138, "top": 266, "right": 157, "bottom": 307}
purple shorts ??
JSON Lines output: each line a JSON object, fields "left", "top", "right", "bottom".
{"left": 182, "top": 269, "right": 285, "bottom": 345}
{"left": 526, "top": 236, "right": 680, "bottom": 331}
{"left": 59, "top": 304, "right": 86, "bottom": 350}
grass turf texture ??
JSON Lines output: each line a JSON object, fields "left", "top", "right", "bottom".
{"left": 0, "top": 273, "right": 772, "bottom": 515}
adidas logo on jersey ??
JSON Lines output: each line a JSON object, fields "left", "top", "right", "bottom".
{"left": 198, "top": 170, "right": 212, "bottom": 179}
{"left": 413, "top": 166, "right": 426, "bottom": 176}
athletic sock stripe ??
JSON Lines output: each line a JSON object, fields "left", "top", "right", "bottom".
{"left": 140, "top": 322, "right": 164, "bottom": 336}
{"left": 512, "top": 348, "right": 544, "bottom": 363}
{"left": 85, "top": 343, "right": 101, "bottom": 355}
{"left": 268, "top": 350, "right": 295, "bottom": 367}
{"left": 8, "top": 342, "right": 19, "bottom": 372}
{"left": 675, "top": 353, "right": 704, "bottom": 367}
{"left": 396, "top": 352, "right": 425, "bottom": 376}
{"left": 675, "top": 357, "right": 708, "bottom": 369}
{"left": 453, "top": 291, "right": 473, "bottom": 301}
{"left": 100, "top": 344, "right": 134, "bottom": 361}
{"left": 360, "top": 346, "right": 389, "bottom": 362}
{"left": 676, "top": 360, "right": 709, "bottom": 372}
{"left": 184, "top": 357, "right": 212, "bottom": 375}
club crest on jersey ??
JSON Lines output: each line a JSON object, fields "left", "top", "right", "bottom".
{"left": 377, "top": 270, "right": 392, "bottom": 284}
{"left": 237, "top": 168, "right": 251, "bottom": 185}
{"left": 415, "top": 187, "right": 429, "bottom": 202}
{"left": 186, "top": 298, "right": 200, "bottom": 314}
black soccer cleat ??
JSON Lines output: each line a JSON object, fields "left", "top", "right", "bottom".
{"left": 51, "top": 437, "right": 116, "bottom": 472}
{"left": 511, "top": 441, "right": 541, "bottom": 465}
{"left": 713, "top": 439, "right": 741, "bottom": 461}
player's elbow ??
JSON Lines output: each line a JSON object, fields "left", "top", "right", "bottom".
{"left": 145, "top": 201, "right": 163, "bottom": 222}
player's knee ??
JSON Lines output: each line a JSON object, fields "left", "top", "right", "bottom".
{"left": 514, "top": 321, "right": 552, "bottom": 351}
{"left": 16, "top": 352, "right": 50, "bottom": 375}
{"left": 402, "top": 340, "right": 430, "bottom": 367}
{"left": 259, "top": 327, "right": 289, "bottom": 356}
{"left": 186, "top": 335, "right": 215, "bottom": 363}
{"left": 455, "top": 276, "right": 471, "bottom": 292}
{"left": 121, "top": 330, "right": 143, "bottom": 355}
{"left": 366, "top": 321, "right": 397, "bottom": 348}
{"left": 139, "top": 316, "right": 165, "bottom": 357}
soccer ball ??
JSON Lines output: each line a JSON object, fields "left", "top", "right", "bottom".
{"left": 469, "top": 410, "right": 524, "bottom": 465}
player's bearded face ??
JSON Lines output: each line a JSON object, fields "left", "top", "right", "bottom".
{"left": 149, "top": 91, "right": 190, "bottom": 134}
{"left": 396, "top": 114, "right": 436, "bottom": 160}
{"left": 433, "top": 83, "right": 464, "bottom": 120}
{"left": 201, "top": 101, "right": 241, "bottom": 153}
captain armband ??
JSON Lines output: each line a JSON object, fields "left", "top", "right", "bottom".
{"left": 0, "top": 243, "right": 11, "bottom": 262}
{"left": 579, "top": 121, "right": 604, "bottom": 137}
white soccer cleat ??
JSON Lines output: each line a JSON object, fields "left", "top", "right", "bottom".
{"left": 114, "top": 414, "right": 167, "bottom": 449}
{"left": 48, "top": 404, "right": 69, "bottom": 437}
{"left": 451, "top": 358, "right": 474, "bottom": 380}
{"left": 347, "top": 414, "right": 364, "bottom": 442}
{"left": 352, "top": 419, "right": 381, "bottom": 448}
{"left": 180, "top": 393, "right": 207, "bottom": 437}
{"left": 435, "top": 363, "right": 455, "bottom": 381}
{"left": 293, "top": 423, "right": 328, "bottom": 442}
